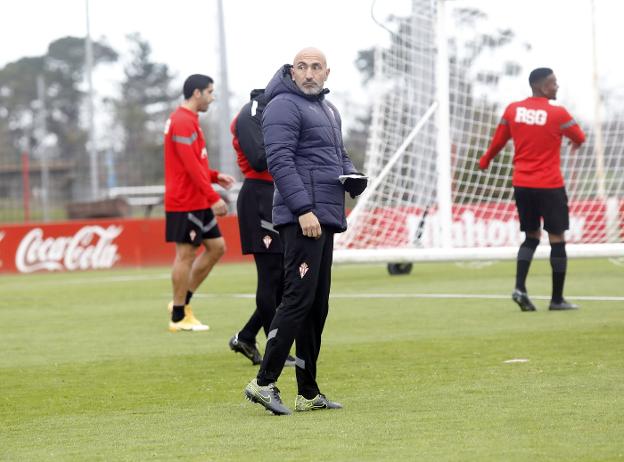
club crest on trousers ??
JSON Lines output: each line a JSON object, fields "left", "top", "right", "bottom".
{"left": 262, "top": 235, "right": 272, "bottom": 249}
{"left": 299, "top": 262, "right": 309, "bottom": 279}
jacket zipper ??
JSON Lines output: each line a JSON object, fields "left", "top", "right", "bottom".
{"left": 318, "top": 101, "right": 343, "bottom": 164}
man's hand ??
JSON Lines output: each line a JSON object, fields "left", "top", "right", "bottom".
{"left": 211, "top": 198, "right": 228, "bottom": 216}
{"left": 570, "top": 141, "right": 582, "bottom": 153}
{"left": 298, "top": 212, "right": 322, "bottom": 239}
{"left": 478, "top": 156, "right": 490, "bottom": 171}
{"left": 217, "top": 173, "right": 235, "bottom": 190}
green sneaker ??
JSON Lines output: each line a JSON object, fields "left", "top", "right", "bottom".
{"left": 295, "top": 393, "right": 343, "bottom": 411}
{"left": 549, "top": 299, "right": 579, "bottom": 311}
{"left": 244, "top": 379, "right": 291, "bottom": 415}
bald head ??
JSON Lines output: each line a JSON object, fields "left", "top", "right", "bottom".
{"left": 290, "top": 47, "right": 330, "bottom": 96}
{"left": 293, "top": 47, "right": 328, "bottom": 67}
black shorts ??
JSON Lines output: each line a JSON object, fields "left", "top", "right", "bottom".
{"left": 513, "top": 186, "right": 569, "bottom": 234}
{"left": 165, "top": 208, "right": 222, "bottom": 246}
{"left": 236, "top": 179, "right": 283, "bottom": 255}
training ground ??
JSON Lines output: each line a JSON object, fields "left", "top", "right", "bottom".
{"left": 2, "top": 259, "right": 623, "bottom": 461}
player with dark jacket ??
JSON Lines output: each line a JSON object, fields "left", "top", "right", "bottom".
{"left": 479, "top": 67, "right": 586, "bottom": 312}
{"left": 228, "top": 89, "right": 294, "bottom": 367}
{"left": 245, "top": 48, "right": 367, "bottom": 415}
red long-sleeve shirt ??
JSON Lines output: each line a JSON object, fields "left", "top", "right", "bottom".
{"left": 164, "top": 106, "right": 221, "bottom": 211}
{"left": 480, "top": 97, "right": 586, "bottom": 188}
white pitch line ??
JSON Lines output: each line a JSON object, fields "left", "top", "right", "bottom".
{"left": 192, "top": 292, "right": 624, "bottom": 302}
{"left": 65, "top": 274, "right": 170, "bottom": 284}
{"left": 11, "top": 273, "right": 624, "bottom": 303}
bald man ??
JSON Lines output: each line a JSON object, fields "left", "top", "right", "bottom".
{"left": 244, "top": 48, "right": 367, "bottom": 415}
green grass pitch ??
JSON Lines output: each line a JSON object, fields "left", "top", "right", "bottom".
{"left": 1, "top": 258, "right": 623, "bottom": 461}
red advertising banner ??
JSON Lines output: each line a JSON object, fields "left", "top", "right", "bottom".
{"left": 0, "top": 217, "right": 250, "bottom": 274}
{"left": 341, "top": 199, "right": 624, "bottom": 249}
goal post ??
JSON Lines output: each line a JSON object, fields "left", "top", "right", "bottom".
{"left": 335, "top": 0, "right": 624, "bottom": 263}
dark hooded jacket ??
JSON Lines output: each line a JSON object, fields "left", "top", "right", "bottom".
{"left": 262, "top": 64, "right": 357, "bottom": 231}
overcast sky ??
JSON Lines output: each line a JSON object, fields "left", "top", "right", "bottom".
{"left": 1, "top": 0, "right": 623, "bottom": 120}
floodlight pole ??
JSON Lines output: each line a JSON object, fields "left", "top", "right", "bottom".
{"left": 85, "top": 0, "right": 99, "bottom": 200}
{"left": 37, "top": 75, "right": 50, "bottom": 221}
{"left": 216, "top": 0, "right": 235, "bottom": 177}
{"left": 590, "top": 0, "right": 606, "bottom": 200}
{"left": 590, "top": 0, "right": 618, "bottom": 242}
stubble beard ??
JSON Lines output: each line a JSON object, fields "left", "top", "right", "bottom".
{"left": 300, "top": 83, "right": 323, "bottom": 95}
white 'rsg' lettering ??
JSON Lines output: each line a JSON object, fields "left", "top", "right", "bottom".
{"left": 515, "top": 107, "right": 547, "bottom": 125}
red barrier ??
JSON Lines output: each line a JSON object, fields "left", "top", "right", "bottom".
{"left": 0, "top": 216, "right": 251, "bottom": 274}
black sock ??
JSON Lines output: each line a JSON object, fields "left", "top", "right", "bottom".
{"left": 550, "top": 242, "right": 567, "bottom": 303}
{"left": 185, "top": 290, "right": 194, "bottom": 305}
{"left": 515, "top": 237, "right": 539, "bottom": 292}
{"left": 172, "top": 305, "right": 185, "bottom": 322}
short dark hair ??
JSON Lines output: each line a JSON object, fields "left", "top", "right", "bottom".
{"left": 529, "top": 68, "right": 553, "bottom": 86}
{"left": 183, "top": 74, "right": 214, "bottom": 99}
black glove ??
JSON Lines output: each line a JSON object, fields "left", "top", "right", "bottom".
{"left": 343, "top": 175, "right": 368, "bottom": 199}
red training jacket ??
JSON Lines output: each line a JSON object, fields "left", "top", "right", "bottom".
{"left": 480, "top": 97, "right": 586, "bottom": 188}
{"left": 164, "top": 106, "right": 221, "bottom": 211}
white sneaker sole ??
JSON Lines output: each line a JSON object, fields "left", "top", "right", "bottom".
{"left": 168, "top": 323, "right": 210, "bottom": 332}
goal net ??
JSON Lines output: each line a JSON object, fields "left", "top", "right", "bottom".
{"left": 335, "top": 0, "right": 624, "bottom": 263}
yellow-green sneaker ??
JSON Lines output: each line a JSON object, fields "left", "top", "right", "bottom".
{"left": 182, "top": 306, "right": 207, "bottom": 327}
{"left": 244, "top": 379, "right": 292, "bottom": 415}
{"left": 294, "top": 394, "right": 343, "bottom": 411}
{"left": 167, "top": 302, "right": 209, "bottom": 332}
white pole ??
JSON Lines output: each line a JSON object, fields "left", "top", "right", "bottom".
{"left": 590, "top": 0, "right": 618, "bottom": 242}
{"left": 590, "top": 0, "right": 606, "bottom": 200}
{"left": 435, "top": 0, "right": 453, "bottom": 248}
{"left": 216, "top": 0, "right": 235, "bottom": 177}
{"left": 85, "top": 0, "right": 98, "bottom": 200}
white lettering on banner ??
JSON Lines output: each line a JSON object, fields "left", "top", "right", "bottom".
{"left": 15, "top": 226, "right": 122, "bottom": 273}
{"left": 0, "top": 230, "right": 5, "bottom": 268}
{"left": 408, "top": 211, "right": 586, "bottom": 247}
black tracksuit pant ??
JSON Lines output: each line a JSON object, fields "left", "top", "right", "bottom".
{"left": 238, "top": 253, "right": 284, "bottom": 342}
{"left": 256, "top": 223, "right": 335, "bottom": 399}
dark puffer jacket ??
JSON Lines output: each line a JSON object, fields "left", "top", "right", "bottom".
{"left": 262, "top": 64, "right": 357, "bottom": 232}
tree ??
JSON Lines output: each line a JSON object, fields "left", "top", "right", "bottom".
{"left": 114, "top": 33, "right": 178, "bottom": 186}
{"left": 0, "top": 36, "right": 118, "bottom": 201}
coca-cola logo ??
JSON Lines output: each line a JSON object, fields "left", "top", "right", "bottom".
{"left": 15, "top": 225, "right": 122, "bottom": 273}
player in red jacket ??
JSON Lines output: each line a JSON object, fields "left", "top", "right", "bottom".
{"left": 227, "top": 89, "right": 295, "bottom": 368}
{"left": 164, "top": 74, "right": 235, "bottom": 331}
{"left": 479, "top": 68, "right": 586, "bottom": 312}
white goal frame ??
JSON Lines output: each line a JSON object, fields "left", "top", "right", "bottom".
{"left": 334, "top": 0, "right": 624, "bottom": 263}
